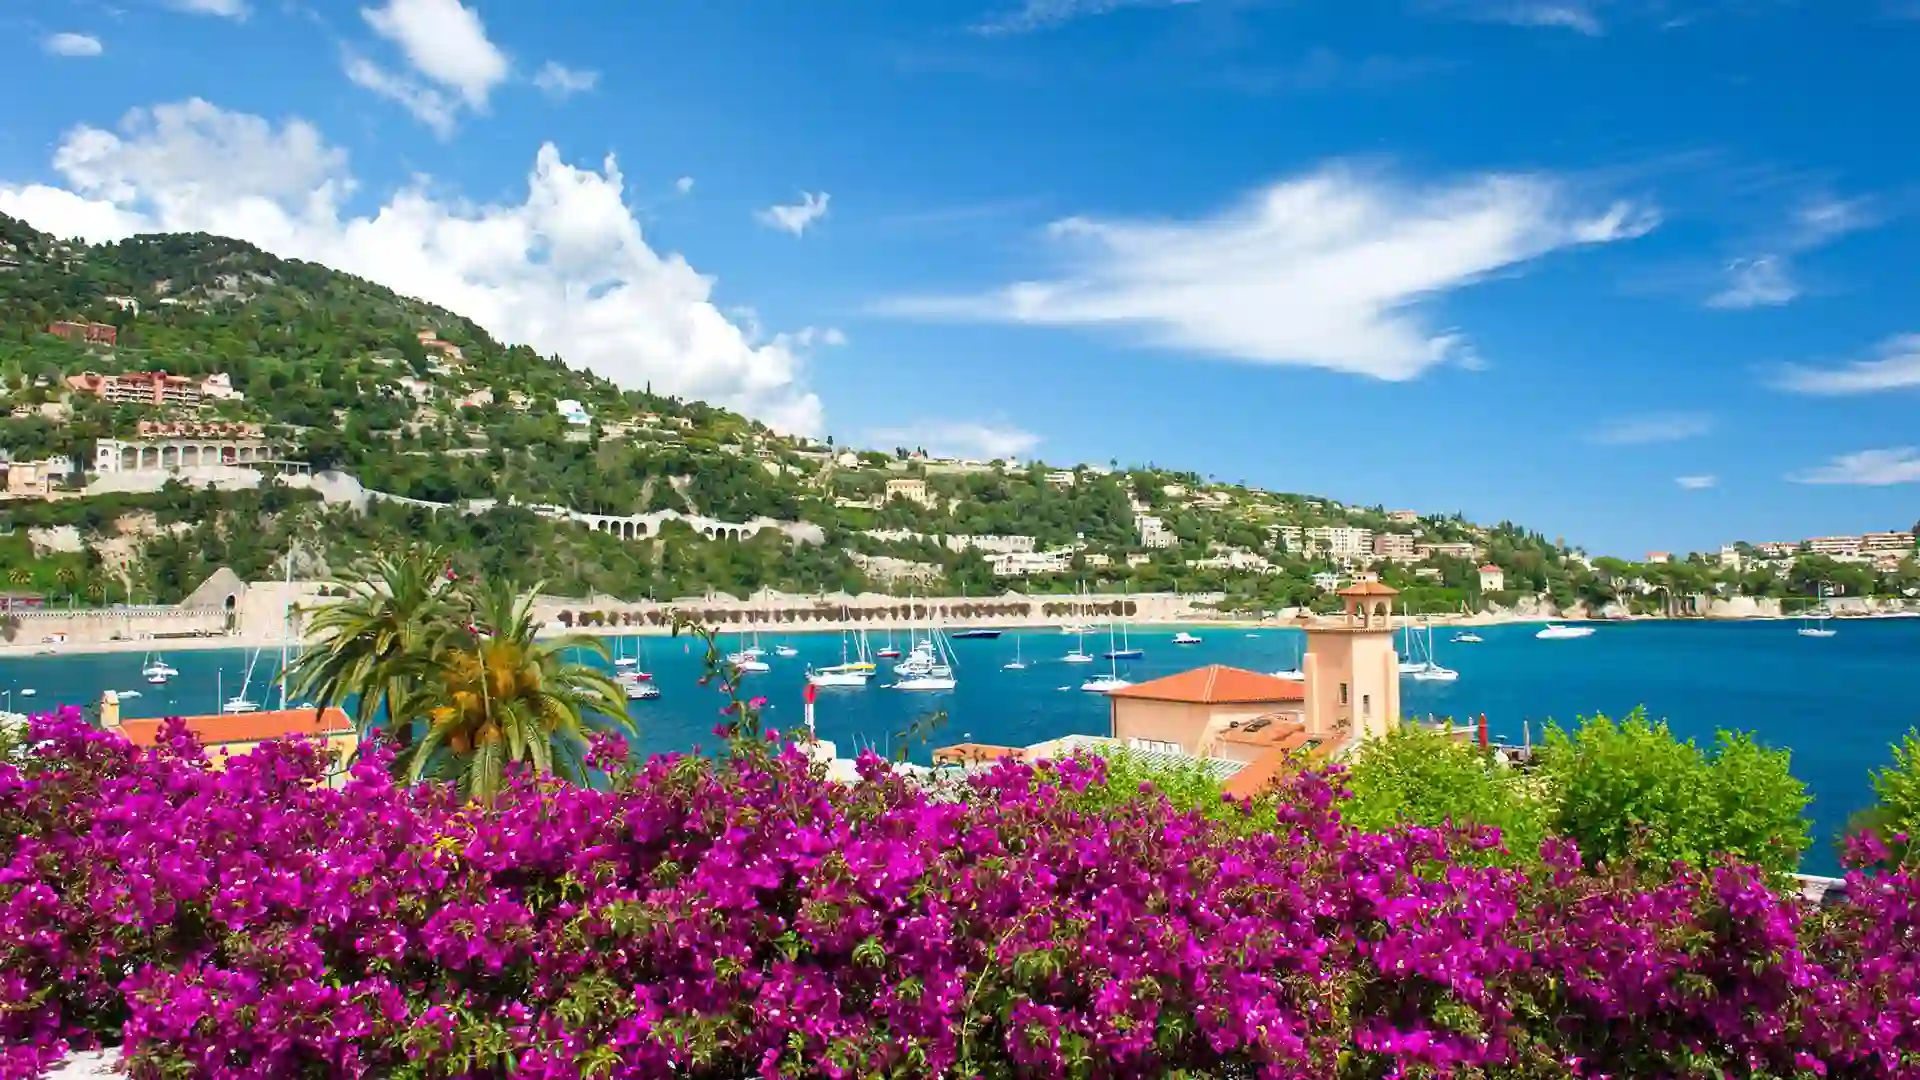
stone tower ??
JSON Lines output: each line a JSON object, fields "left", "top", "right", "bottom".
{"left": 1302, "top": 582, "right": 1401, "bottom": 747}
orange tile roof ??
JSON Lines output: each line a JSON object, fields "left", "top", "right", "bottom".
{"left": 1107, "top": 664, "right": 1306, "bottom": 705}
{"left": 116, "top": 707, "right": 353, "bottom": 748}
{"left": 932, "top": 742, "right": 1027, "bottom": 765}
{"left": 1337, "top": 581, "right": 1401, "bottom": 597}
{"left": 1478, "top": 564, "right": 1502, "bottom": 572}
{"left": 1219, "top": 733, "right": 1331, "bottom": 800}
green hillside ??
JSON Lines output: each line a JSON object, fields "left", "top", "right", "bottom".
{"left": 0, "top": 212, "right": 1623, "bottom": 611}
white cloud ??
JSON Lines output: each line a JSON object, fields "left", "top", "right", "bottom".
{"left": 1707, "top": 255, "right": 1796, "bottom": 309}
{"left": 0, "top": 99, "right": 827, "bottom": 434}
{"left": 1772, "top": 334, "right": 1920, "bottom": 395}
{"left": 533, "top": 61, "right": 598, "bottom": 100}
{"left": 43, "top": 32, "right": 104, "bottom": 57}
{"left": 1674, "top": 474, "right": 1717, "bottom": 490}
{"left": 675, "top": 176, "right": 695, "bottom": 195}
{"left": 865, "top": 420, "right": 1041, "bottom": 460}
{"left": 1710, "top": 194, "right": 1876, "bottom": 310}
{"left": 167, "top": 0, "right": 248, "bottom": 16}
{"left": 1425, "top": 1, "right": 1605, "bottom": 34}
{"left": 971, "top": 0, "right": 1197, "bottom": 35}
{"left": 757, "top": 192, "right": 832, "bottom": 237}
{"left": 349, "top": 0, "right": 509, "bottom": 134}
{"left": 1788, "top": 448, "right": 1920, "bottom": 486}
{"left": 881, "top": 164, "right": 1656, "bottom": 380}
{"left": 344, "top": 54, "right": 459, "bottom": 138}
{"left": 1590, "top": 412, "right": 1714, "bottom": 445}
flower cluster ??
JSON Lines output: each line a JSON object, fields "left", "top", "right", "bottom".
{"left": 3, "top": 705, "right": 1919, "bottom": 1078}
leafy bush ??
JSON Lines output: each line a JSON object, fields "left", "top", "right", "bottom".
{"left": 1339, "top": 725, "right": 1549, "bottom": 868}
{"left": 1537, "top": 708, "right": 1811, "bottom": 876}
{"left": 1848, "top": 727, "right": 1920, "bottom": 869}
{"left": 5, "top": 707, "right": 1920, "bottom": 1078}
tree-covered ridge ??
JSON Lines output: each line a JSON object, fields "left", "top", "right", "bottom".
{"left": 8, "top": 212, "right": 1909, "bottom": 610}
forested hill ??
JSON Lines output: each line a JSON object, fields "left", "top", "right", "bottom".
{"left": 0, "top": 213, "right": 1605, "bottom": 613}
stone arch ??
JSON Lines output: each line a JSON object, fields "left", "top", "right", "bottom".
{"left": 120, "top": 445, "right": 138, "bottom": 470}
{"left": 1373, "top": 600, "right": 1388, "bottom": 621}
{"left": 181, "top": 445, "right": 200, "bottom": 467}
{"left": 160, "top": 445, "right": 179, "bottom": 468}
{"left": 703, "top": 526, "right": 716, "bottom": 540}
{"left": 634, "top": 521, "right": 650, "bottom": 538}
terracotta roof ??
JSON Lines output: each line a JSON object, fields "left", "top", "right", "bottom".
{"left": 1107, "top": 664, "right": 1306, "bottom": 705}
{"left": 116, "top": 707, "right": 353, "bottom": 748}
{"left": 1478, "top": 564, "right": 1502, "bottom": 572}
{"left": 1336, "top": 581, "right": 1400, "bottom": 597}
{"left": 1220, "top": 733, "right": 1335, "bottom": 800}
{"left": 932, "top": 742, "right": 1026, "bottom": 765}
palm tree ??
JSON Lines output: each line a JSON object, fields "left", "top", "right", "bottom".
{"left": 286, "top": 544, "right": 461, "bottom": 756}
{"left": 394, "top": 577, "right": 631, "bottom": 803}
{"left": 6, "top": 568, "right": 29, "bottom": 588}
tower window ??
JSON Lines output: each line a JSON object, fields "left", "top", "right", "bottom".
{"left": 1339, "top": 682, "right": 1349, "bottom": 705}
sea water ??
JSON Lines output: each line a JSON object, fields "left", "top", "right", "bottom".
{"left": 6, "top": 619, "right": 1914, "bottom": 875}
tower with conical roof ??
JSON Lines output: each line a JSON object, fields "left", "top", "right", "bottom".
{"left": 1302, "top": 582, "right": 1401, "bottom": 747}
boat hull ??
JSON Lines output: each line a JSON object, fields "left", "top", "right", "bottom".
{"left": 950, "top": 629, "right": 1003, "bottom": 639}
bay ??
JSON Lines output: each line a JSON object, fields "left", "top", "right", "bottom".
{"left": 5, "top": 619, "right": 1913, "bottom": 876}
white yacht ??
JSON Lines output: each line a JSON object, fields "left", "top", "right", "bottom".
{"left": 1799, "top": 586, "right": 1838, "bottom": 638}
{"left": 624, "top": 680, "right": 660, "bottom": 700}
{"left": 1398, "top": 622, "right": 1431, "bottom": 675}
{"left": 1410, "top": 625, "right": 1459, "bottom": 682}
{"left": 1172, "top": 631, "right": 1202, "bottom": 645}
{"left": 809, "top": 632, "right": 877, "bottom": 686}
{"left": 728, "top": 652, "right": 771, "bottom": 673}
{"left": 141, "top": 653, "right": 178, "bottom": 684}
{"left": 891, "top": 619, "right": 957, "bottom": 690}
{"left": 1535, "top": 622, "right": 1595, "bottom": 640}
{"left": 774, "top": 643, "right": 800, "bottom": 657}
{"left": 1002, "top": 635, "right": 1028, "bottom": 671}
{"left": 1080, "top": 624, "right": 1134, "bottom": 693}
{"left": 1452, "top": 631, "right": 1484, "bottom": 644}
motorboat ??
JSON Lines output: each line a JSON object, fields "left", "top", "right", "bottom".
{"left": 774, "top": 644, "right": 800, "bottom": 657}
{"left": 1079, "top": 675, "right": 1133, "bottom": 693}
{"left": 222, "top": 696, "right": 258, "bottom": 714}
{"left": 875, "top": 646, "right": 902, "bottom": 659}
{"left": 1452, "top": 632, "right": 1484, "bottom": 644}
{"left": 1061, "top": 650, "right": 1095, "bottom": 664}
{"left": 951, "top": 629, "right": 1002, "bottom": 639}
{"left": 1271, "top": 667, "right": 1305, "bottom": 682}
{"left": 624, "top": 680, "right": 661, "bottom": 700}
{"left": 728, "top": 653, "right": 770, "bottom": 673}
{"left": 117, "top": 690, "right": 142, "bottom": 699}
{"left": 614, "top": 657, "right": 638, "bottom": 669}
{"left": 1412, "top": 666, "right": 1460, "bottom": 682}
{"left": 1172, "top": 631, "right": 1202, "bottom": 645}
{"left": 140, "top": 653, "right": 178, "bottom": 681}
{"left": 1535, "top": 622, "right": 1595, "bottom": 640}
{"left": 146, "top": 672, "right": 170, "bottom": 686}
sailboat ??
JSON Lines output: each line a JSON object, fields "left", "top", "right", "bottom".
{"left": 1081, "top": 623, "right": 1134, "bottom": 693}
{"left": 1799, "top": 586, "right": 1838, "bottom": 638}
{"left": 875, "top": 625, "right": 902, "bottom": 659}
{"left": 809, "top": 630, "right": 877, "bottom": 687}
{"left": 221, "top": 651, "right": 261, "bottom": 714}
{"left": 1411, "top": 624, "right": 1459, "bottom": 681}
{"left": 774, "top": 637, "right": 800, "bottom": 657}
{"left": 1002, "top": 634, "right": 1028, "bottom": 671}
{"left": 727, "top": 630, "right": 770, "bottom": 672}
{"left": 892, "top": 622, "right": 957, "bottom": 691}
{"left": 1060, "top": 581, "right": 1097, "bottom": 635}
{"left": 1103, "top": 591, "right": 1144, "bottom": 659}
{"left": 1272, "top": 636, "right": 1305, "bottom": 681}
{"left": 141, "top": 651, "right": 175, "bottom": 685}
{"left": 1398, "top": 620, "right": 1431, "bottom": 675}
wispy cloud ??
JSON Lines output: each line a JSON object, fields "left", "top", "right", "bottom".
{"left": 1788, "top": 448, "right": 1920, "bottom": 486}
{"left": 971, "top": 0, "right": 1198, "bottom": 35}
{"left": 345, "top": 0, "right": 511, "bottom": 137}
{"left": 1674, "top": 474, "right": 1717, "bottom": 490}
{"left": 1422, "top": 0, "right": 1605, "bottom": 35}
{"left": 675, "top": 176, "right": 695, "bottom": 195}
{"left": 1709, "top": 194, "right": 1877, "bottom": 309}
{"left": 878, "top": 163, "right": 1655, "bottom": 381}
{"left": 532, "top": 61, "right": 598, "bottom": 100}
{"left": 756, "top": 191, "right": 831, "bottom": 237}
{"left": 1590, "top": 412, "right": 1715, "bottom": 445}
{"left": 1771, "top": 334, "right": 1920, "bottom": 395}
{"left": 166, "top": 0, "right": 248, "bottom": 16}
{"left": 866, "top": 420, "right": 1042, "bottom": 461}
{"left": 42, "top": 32, "right": 104, "bottom": 57}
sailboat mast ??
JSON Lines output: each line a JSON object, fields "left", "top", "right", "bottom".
{"left": 278, "top": 545, "right": 293, "bottom": 711}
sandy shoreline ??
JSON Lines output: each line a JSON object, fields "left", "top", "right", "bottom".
{"left": 3, "top": 608, "right": 1910, "bottom": 662}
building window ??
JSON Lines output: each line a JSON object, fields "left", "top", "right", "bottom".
{"left": 1340, "top": 682, "right": 1349, "bottom": 705}
{"left": 1362, "top": 694, "right": 1371, "bottom": 718}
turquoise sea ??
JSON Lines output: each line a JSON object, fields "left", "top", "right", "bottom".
{"left": 5, "top": 619, "right": 1915, "bottom": 875}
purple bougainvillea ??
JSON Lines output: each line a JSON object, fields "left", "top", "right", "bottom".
{"left": 3, "top": 705, "right": 1919, "bottom": 1079}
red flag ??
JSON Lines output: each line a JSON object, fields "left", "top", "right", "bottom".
{"left": 1478, "top": 713, "right": 1489, "bottom": 749}
{"left": 803, "top": 683, "right": 817, "bottom": 706}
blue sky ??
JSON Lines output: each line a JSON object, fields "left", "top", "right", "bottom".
{"left": 4, "top": 0, "right": 1918, "bottom": 557}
